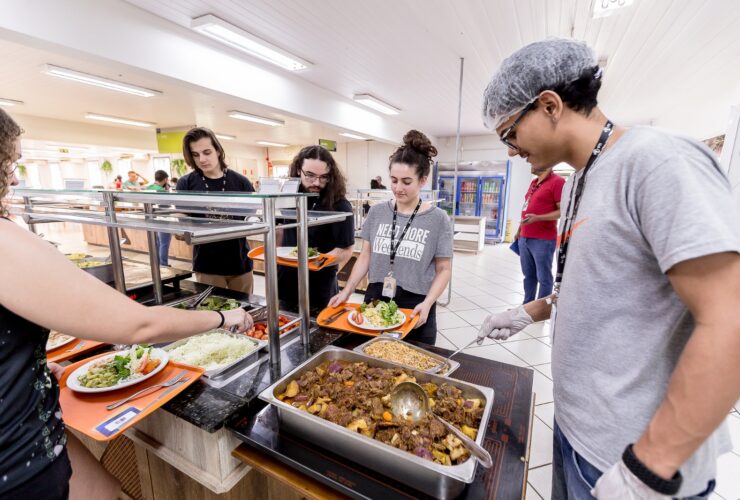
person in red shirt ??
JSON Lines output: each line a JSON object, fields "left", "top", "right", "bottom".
{"left": 516, "top": 165, "right": 565, "bottom": 302}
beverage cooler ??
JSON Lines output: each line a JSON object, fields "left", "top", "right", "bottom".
{"left": 438, "top": 176, "right": 455, "bottom": 216}
{"left": 479, "top": 177, "right": 505, "bottom": 241}
{"left": 457, "top": 176, "right": 480, "bottom": 216}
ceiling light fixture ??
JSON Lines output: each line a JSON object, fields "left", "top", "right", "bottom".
{"left": 228, "top": 110, "right": 285, "bottom": 126}
{"left": 339, "top": 132, "right": 368, "bottom": 140}
{"left": 592, "top": 0, "right": 635, "bottom": 18}
{"left": 0, "top": 98, "right": 24, "bottom": 107}
{"left": 85, "top": 113, "right": 154, "bottom": 128}
{"left": 352, "top": 93, "right": 400, "bottom": 115}
{"left": 256, "top": 140, "right": 288, "bottom": 148}
{"left": 43, "top": 64, "right": 162, "bottom": 97}
{"left": 215, "top": 133, "right": 236, "bottom": 141}
{"left": 191, "top": 14, "right": 310, "bottom": 71}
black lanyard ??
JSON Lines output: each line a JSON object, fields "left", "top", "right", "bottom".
{"left": 555, "top": 120, "right": 614, "bottom": 289}
{"left": 389, "top": 199, "right": 422, "bottom": 268}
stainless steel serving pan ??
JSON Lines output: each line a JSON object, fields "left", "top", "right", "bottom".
{"left": 258, "top": 346, "right": 494, "bottom": 499}
{"left": 166, "top": 295, "right": 250, "bottom": 311}
{"left": 163, "top": 329, "right": 266, "bottom": 379}
{"left": 353, "top": 335, "right": 460, "bottom": 376}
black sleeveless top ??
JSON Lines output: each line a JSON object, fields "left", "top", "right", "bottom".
{"left": 0, "top": 303, "right": 67, "bottom": 493}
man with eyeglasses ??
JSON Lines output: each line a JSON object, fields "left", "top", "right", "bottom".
{"left": 478, "top": 38, "right": 739, "bottom": 499}
{"left": 277, "top": 144, "right": 354, "bottom": 314}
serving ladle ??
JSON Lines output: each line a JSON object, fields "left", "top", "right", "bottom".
{"left": 390, "top": 381, "right": 493, "bottom": 468}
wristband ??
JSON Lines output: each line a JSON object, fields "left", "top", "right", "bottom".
{"left": 622, "top": 444, "right": 682, "bottom": 496}
{"left": 215, "top": 311, "right": 225, "bottom": 329}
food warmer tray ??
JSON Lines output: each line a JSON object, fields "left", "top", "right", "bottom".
{"left": 166, "top": 295, "right": 252, "bottom": 311}
{"left": 353, "top": 335, "right": 460, "bottom": 376}
{"left": 258, "top": 346, "right": 494, "bottom": 499}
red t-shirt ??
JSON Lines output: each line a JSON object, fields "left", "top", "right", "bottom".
{"left": 520, "top": 173, "right": 566, "bottom": 240}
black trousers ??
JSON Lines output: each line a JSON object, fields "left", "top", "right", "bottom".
{"left": 364, "top": 283, "right": 437, "bottom": 345}
{"left": 3, "top": 448, "right": 71, "bottom": 500}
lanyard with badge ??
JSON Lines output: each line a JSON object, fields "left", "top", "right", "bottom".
{"left": 383, "top": 199, "right": 422, "bottom": 298}
{"left": 522, "top": 173, "right": 548, "bottom": 212}
{"left": 548, "top": 121, "right": 614, "bottom": 331}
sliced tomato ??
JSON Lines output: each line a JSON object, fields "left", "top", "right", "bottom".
{"left": 353, "top": 311, "right": 364, "bottom": 325}
{"left": 142, "top": 359, "right": 160, "bottom": 375}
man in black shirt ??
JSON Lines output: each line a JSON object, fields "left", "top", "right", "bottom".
{"left": 176, "top": 127, "right": 255, "bottom": 294}
{"left": 278, "top": 145, "right": 354, "bottom": 314}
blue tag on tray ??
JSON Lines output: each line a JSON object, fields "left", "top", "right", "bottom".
{"left": 95, "top": 407, "right": 141, "bottom": 437}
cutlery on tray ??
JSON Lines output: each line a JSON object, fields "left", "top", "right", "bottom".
{"left": 139, "top": 377, "right": 190, "bottom": 413}
{"left": 323, "top": 307, "right": 355, "bottom": 325}
{"left": 66, "top": 340, "right": 87, "bottom": 353}
{"left": 106, "top": 371, "right": 187, "bottom": 410}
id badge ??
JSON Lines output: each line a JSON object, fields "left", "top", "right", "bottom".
{"left": 522, "top": 199, "right": 529, "bottom": 212}
{"left": 545, "top": 292, "right": 558, "bottom": 342}
{"left": 382, "top": 274, "right": 397, "bottom": 299}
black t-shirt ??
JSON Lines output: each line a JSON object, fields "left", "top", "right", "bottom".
{"left": 176, "top": 170, "right": 254, "bottom": 275}
{"left": 278, "top": 198, "right": 354, "bottom": 311}
{"left": 0, "top": 304, "right": 67, "bottom": 494}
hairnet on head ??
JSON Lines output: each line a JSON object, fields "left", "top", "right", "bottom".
{"left": 482, "top": 38, "right": 598, "bottom": 130}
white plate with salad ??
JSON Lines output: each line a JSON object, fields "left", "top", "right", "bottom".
{"left": 276, "top": 246, "right": 321, "bottom": 261}
{"left": 66, "top": 345, "right": 169, "bottom": 393}
{"left": 347, "top": 300, "right": 407, "bottom": 331}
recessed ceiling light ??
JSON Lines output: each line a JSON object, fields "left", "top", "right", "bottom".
{"left": 592, "top": 0, "right": 635, "bottom": 18}
{"left": 256, "top": 140, "right": 288, "bottom": 148}
{"left": 85, "top": 113, "right": 154, "bottom": 128}
{"left": 43, "top": 64, "right": 162, "bottom": 97}
{"left": 0, "top": 98, "right": 24, "bottom": 107}
{"left": 228, "top": 110, "right": 285, "bottom": 126}
{"left": 352, "top": 93, "right": 400, "bottom": 115}
{"left": 339, "top": 132, "right": 368, "bottom": 140}
{"left": 191, "top": 14, "right": 310, "bottom": 71}
{"left": 215, "top": 133, "right": 236, "bottom": 141}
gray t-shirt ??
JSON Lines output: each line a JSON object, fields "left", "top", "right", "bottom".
{"left": 360, "top": 201, "right": 453, "bottom": 295}
{"left": 553, "top": 127, "right": 738, "bottom": 496}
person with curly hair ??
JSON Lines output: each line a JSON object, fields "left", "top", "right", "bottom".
{"left": 329, "top": 130, "right": 453, "bottom": 345}
{"left": 0, "top": 108, "right": 254, "bottom": 499}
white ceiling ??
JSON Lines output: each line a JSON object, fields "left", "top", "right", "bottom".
{"left": 1, "top": 0, "right": 739, "bottom": 149}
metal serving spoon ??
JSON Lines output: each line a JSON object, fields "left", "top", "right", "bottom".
{"left": 390, "top": 381, "right": 492, "bottom": 468}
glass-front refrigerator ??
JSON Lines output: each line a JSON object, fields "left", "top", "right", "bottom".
{"left": 479, "top": 176, "right": 505, "bottom": 242}
{"left": 438, "top": 176, "right": 455, "bottom": 216}
{"left": 457, "top": 176, "right": 480, "bottom": 216}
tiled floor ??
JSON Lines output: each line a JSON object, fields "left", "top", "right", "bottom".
{"left": 45, "top": 222, "right": 740, "bottom": 499}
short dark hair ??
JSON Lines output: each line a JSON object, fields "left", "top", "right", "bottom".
{"left": 542, "top": 65, "right": 602, "bottom": 115}
{"left": 154, "top": 170, "right": 169, "bottom": 182}
{"left": 388, "top": 130, "right": 437, "bottom": 179}
{"left": 182, "top": 127, "right": 228, "bottom": 173}
{"left": 289, "top": 145, "right": 347, "bottom": 209}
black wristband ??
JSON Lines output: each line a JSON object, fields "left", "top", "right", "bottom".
{"left": 622, "top": 444, "right": 682, "bottom": 496}
{"left": 215, "top": 311, "right": 225, "bottom": 329}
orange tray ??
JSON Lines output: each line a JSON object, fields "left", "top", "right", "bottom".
{"left": 248, "top": 246, "right": 336, "bottom": 271}
{"left": 316, "top": 303, "right": 419, "bottom": 338}
{"left": 58, "top": 352, "right": 204, "bottom": 441}
{"left": 47, "top": 339, "right": 107, "bottom": 363}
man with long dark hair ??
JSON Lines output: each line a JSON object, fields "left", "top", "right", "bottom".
{"left": 278, "top": 145, "right": 354, "bottom": 314}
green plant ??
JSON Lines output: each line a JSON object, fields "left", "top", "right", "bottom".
{"left": 16, "top": 163, "right": 27, "bottom": 177}
{"left": 100, "top": 160, "right": 113, "bottom": 174}
{"left": 171, "top": 158, "right": 188, "bottom": 176}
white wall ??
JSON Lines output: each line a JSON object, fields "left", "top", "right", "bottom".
{"left": 720, "top": 105, "right": 740, "bottom": 215}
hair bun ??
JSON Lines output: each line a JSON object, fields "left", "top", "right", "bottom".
{"left": 402, "top": 130, "right": 438, "bottom": 159}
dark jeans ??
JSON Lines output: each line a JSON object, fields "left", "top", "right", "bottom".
{"left": 364, "top": 283, "right": 437, "bottom": 345}
{"left": 3, "top": 449, "right": 71, "bottom": 500}
{"left": 155, "top": 232, "right": 172, "bottom": 266}
{"left": 519, "top": 237, "right": 556, "bottom": 303}
{"left": 552, "top": 420, "right": 715, "bottom": 500}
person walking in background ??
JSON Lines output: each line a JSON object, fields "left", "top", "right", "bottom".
{"left": 145, "top": 170, "right": 172, "bottom": 266}
{"left": 516, "top": 165, "right": 564, "bottom": 303}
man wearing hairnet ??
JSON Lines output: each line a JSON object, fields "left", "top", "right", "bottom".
{"left": 478, "top": 38, "right": 740, "bottom": 499}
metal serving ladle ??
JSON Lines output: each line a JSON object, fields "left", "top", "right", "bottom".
{"left": 390, "top": 381, "right": 493, "bottom": 468}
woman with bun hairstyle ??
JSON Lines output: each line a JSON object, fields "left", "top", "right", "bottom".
{"left": 329, "top": 130, "right": 453, "bottom": 344}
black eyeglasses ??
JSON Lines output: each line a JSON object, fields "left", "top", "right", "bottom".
{"left": 499, "top": 99, "right": 537, "bottom": 151}
{"left": 301, "top": 170, "right": 331, "bottom": 183}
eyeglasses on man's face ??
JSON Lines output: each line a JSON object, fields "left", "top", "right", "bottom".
{"left": 301, "top": 170, "right": 331, "bottom": 183}
{"left": 499, "top": 99, "right": 537, "bottom": 151}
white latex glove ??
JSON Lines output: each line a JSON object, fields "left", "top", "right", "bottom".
{"left": 592, "top": 461, "right": 671, "bottom": 500}
{"left": 477, "top": 305, "right": 533, "bottom": 343}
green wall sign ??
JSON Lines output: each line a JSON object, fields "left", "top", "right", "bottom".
{"left": 318, "top": 138, "right": 337, "bottom": 152}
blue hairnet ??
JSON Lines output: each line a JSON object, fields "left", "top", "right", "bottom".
{"left": 482, "top": 38, "right": 598, "bottom": 130}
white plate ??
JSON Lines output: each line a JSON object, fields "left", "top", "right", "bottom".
{"left": 66, "top": 348, "right": 169, "bottom": 394}
{"left": 46, "top": 331, "right": 76, "bottom": 351}
{"left": 347, "top": 309, "right": 407, "bottom": 331}
{"left": 276, "top": 246, "right": 321, "bottom": 261}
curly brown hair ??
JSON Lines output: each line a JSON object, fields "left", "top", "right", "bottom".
{"left": 288, "top": 145, "right": 347, "bottom": 209}
{"left": 388, "top": 130, "right": 437, "bottom": 179}
{"left": 0, "top": 108, "right": 23, "bottom": 216}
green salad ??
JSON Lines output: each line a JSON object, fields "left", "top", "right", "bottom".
{"left": 78, "top": 345, "right": 160, "bottom": 388}
{"left": 174, "top": 296, "right": 241, "bottom": 311}
{"left": 359, "top": 300, "right": 403, "bottom": 327}
{"left": 289, "top": 246, "right": 320, "bottom": 258}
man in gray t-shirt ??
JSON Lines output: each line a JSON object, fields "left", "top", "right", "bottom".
{"left": 479, "top": 38, "right": 740, "bottom": 499}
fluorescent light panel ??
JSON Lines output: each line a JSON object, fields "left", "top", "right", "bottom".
{"left": 0, "top": 98, "right": 24, "bottom": 106}
{"left": 592, "top": 0, "right": 635, "bottom": 18}
{"left": 215, "top": 133, "right": 236, "bottom": 140}
{"left": 352, "top": 93, "right": 400, "bottom": 115}
{"left": 43, "top": 64, "right": 162, "bottom": 97}
{"left": 256, "top": 140, "right": 288, "bottom": 148}
{"left": 228, "top": 110, "right": 284, "bottom": 126}
{"left": 85, "top": 113, "right": 154, "bottom": 128}
{"left": 339, "top": 132, "right": 368, "bottom": 140}
{"left": 191, "top": 14, "right": 310, "bottom": 71}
